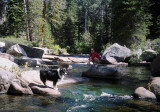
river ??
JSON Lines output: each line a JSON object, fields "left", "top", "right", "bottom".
{"left": 0, "top": 63, "right": 160, "bottom": 112}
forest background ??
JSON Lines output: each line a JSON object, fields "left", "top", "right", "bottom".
{"left": 0, "top": 0, "right": 160, "bottom": 54}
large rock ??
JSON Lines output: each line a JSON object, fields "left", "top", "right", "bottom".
{"left": 21, "top": 70, "right": 61, "bottom": 96}
{"left": 5, "top": 41, "right": 44, "bottom": 58}
{"left": 100, "top": 57, "right": 118, "bottom": 64}
{"left": 0, "top": 53, "right": 15, "bottom": 62}
{"left": 7, "top": 44, "right": 27, "bottom": 56}
{"left": 29, "top": 83, "right": 61, "bottom": 96}
{"left": 151, "top": 56, "right": 160, "bottom": 77}
{"left": 101, "top": 43, "right": 131, "bottom": 64}
{"left": 141, "top": 49, "right": 157, "bottom": 62}
{"left": 82, "top": 65, "right": 121, "bottom": 80}
{"left": 0, "top": 68, "right": 33, "bottom": 95}
{"left": 7, "top": 78, "right": 33, "bottom": 95}
{"left": 133, "top": 87, "right": 156, "bottom": 99}
{"left": 0, "top": 68, "right": 16, "bottom": 93}
{"left": 0, "top": 57, "right": 18, "bottom": 71}
{"left": 150, "top": 77, "right": 160, "bottom": 101}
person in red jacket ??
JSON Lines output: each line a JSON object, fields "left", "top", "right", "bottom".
{"left": 88, "top": 48, "right": 101, "bottom": 65}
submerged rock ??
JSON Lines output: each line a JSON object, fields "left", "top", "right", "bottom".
{"left": 82, "top": 65, "right": 121, "bottom": 80}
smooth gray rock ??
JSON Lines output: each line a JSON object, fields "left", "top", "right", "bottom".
{"left": 0, "top": 68, "right": 16, "bottom": 93}
{"left": 8, "top": 78, "right": 33, "bottom": 95}
{"left": 102, "top": 43, "right": 131, "bottom": 63}
{"left": 7, "top": 44, "right": 27, "bottom": 56}
{"left": 0, "top": 68, "right": 33, "bottom": 95}
{"left": 5, "top": 41, "right": 44, "bottom": 58}
{"left": 82, "top": 65, "right": 121, "bottom": 80}
{"left": 0, "top": 57, "right": 18, "bottom": 71}
{"left": 0, "top": 53, "right": 15, "bottom": 62}
{"left": 134, "top": 87, "right": 156, "bottom": 99}
{"left": 150, "top": 77, "right": 160, "bottom": 101}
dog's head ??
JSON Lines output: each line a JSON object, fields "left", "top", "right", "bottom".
{"left": 59, "top": 68, "right": 67, "bottom": 76}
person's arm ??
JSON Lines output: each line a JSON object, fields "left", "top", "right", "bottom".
{"left": 95, "top": 52, "right": 101, "bottom": 60}
{"left": 88, "top": 54, "right": 92, "bottom": 64}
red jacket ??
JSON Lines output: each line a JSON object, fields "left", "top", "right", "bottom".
{"left": 89, "top": 52, "right": 101, "bottom": 60}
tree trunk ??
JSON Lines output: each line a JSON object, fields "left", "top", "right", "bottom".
{"left": 84, "top": 6, "right": 88, "bottom": 32}
{"left": 40, "top": 0, "right": 46, "bottom": 47}
{"left": 24, "top": 0, "right": 30, "bottom": 41}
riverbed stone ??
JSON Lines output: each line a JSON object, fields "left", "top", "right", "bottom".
{"left": 101, "top": 43, "right": 131, "bottom": 64}
{"left": 133, "top": 87, "right": 156, "bottom": 99}
{"left": 82, "top": 65, "right": 121, "bottom": 80}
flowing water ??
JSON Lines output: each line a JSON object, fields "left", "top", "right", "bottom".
{"left": 1, "top": 63, "right": 160, "bottom": 112}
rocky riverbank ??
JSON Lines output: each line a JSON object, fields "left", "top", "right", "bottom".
{"left": 1, "top": 40, "right": 160, "bottom": 102}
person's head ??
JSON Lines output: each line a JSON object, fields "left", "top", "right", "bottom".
{"left": 91, "top": 48, "right": 94, "bottom": 53}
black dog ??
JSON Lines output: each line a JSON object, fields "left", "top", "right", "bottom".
{"left": 40, "top": 68, "right": 67, "bottom": 90}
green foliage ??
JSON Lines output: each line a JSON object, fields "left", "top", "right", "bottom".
{"left": 6, "top": 0, "right": 25, "bottom": 36}
{"left": 112, "top": 0, "right": 152, "bottom": 47}
{"left": 0, "top": 0, "right": 160, "bottom": 54}
{"left": 0, "top": 36, "right": 32, "bottom": 46}
{"left": 129, "top": 55, "right": 142, "bottom": 64}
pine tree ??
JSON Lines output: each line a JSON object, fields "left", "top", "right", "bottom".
{"left": 7, "top": 0, "right": 25, "bottom": 36}
{"left": 112, "top": 0, "right": 152, "bottom": 47}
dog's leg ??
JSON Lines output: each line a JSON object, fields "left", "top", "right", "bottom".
{"left": 53, "top": 80, "right": 58, "bottom": 90}
{"left": 42, "top": 80, "right": 47, "bottom": 86}
{"left": 54, "top": 84, "right": 58, "bottom": 90}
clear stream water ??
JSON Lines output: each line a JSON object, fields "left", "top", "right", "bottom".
{"left": 1, "top": 63, "right": 160, "bottom": 112}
